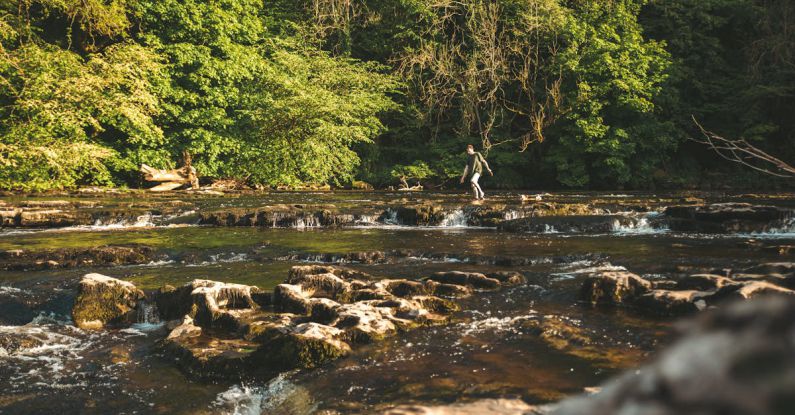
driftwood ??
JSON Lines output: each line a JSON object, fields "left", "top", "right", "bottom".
{"left": 398, "top": 177, "right": 423, "bottom": 191}
{"left": 140, "top": 164, "right": 199, "bottom": 191}
{"left": 691, "top": 116, "right": 795, "bottom": 178}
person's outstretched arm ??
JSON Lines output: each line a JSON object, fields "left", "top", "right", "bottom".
{"left": 460, "top": 165, "right": 470, "bottom": 184}
{"left": 480, "top": 154, "right": 493, "bottom": 176}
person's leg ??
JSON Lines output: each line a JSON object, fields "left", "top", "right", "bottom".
{"left": 470, "top": 173, "right": 484, "bottom": 199}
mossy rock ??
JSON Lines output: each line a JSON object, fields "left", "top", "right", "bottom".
{"left": 254, "top": 323, "right": 350, "bottom": 369}
{"left": 71, "top": 273, "right": 145, "bottom": 330}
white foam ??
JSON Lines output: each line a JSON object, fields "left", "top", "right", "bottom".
{"left": 213, "top": 372, "right": 315, "bottom": 415}
{"left": 440, "top": 209, "right": 468, "bottom": 227}
{"left": 612, "top": 212, "right": 668, "bottom": 235}
{"left": 457, "top": 314, "right": 537, "bottom": 338}
{"left": 550, "top": 262, "right": 627, "bottom": 281}
{"left": 0, "top": 286, "right": 30, "bottom": 296}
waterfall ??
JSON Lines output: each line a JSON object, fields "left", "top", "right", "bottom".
{"left": 381, "top": 208, "right": 399, "bottom": 225}
{"left": 440, "top": 209, "right": 468, "bottom": 227}
{"left": 136, "top": 302, "right": 160, "bottom": 325}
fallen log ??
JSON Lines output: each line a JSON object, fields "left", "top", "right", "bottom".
{"left": 149, "top": 182, "right": 185, "bottom": 192}
{"left": 140, "top": 164, "right": 199, "bottom": 191}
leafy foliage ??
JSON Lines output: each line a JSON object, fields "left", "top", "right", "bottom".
{"left": 0, "top": 0, "right": 792, "bottom": 190}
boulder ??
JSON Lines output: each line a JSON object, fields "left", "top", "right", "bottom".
{"left": 580, "top": 271, "right": 653, "bottom": 305}
{"left": 155, "top": 279, "right": 261, "bottom": 326}
{"left": 71, "top": 274, "right": 145, "bottom": 330}
{"left": 423, "top": 280, "right": 473, "bottom": 298}
{"left": 544, "top": 296, "right": 795, "bottom": 415}
{"left": 254, "top": 322, "right": 352, "bottom": 370}
{"left": 274, "top": 284, "right": 314, "bottom": 314}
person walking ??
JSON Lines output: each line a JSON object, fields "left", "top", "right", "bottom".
{"left": 460, "top": 144, "right": 493, "bottom": 200}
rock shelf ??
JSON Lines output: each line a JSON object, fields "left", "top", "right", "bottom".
{"left": 70, "top": 266, "right": 524, "bottom": 379}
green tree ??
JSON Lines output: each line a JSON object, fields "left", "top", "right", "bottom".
{"left": 546, "top": 0, "right": 673, "bottom": 187}
{"left": 0, "top": 0, "right": 165, "bottom": 190}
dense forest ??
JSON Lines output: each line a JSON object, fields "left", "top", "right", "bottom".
{"left": 0, "top": 0, "right": 793, "bottom": 191}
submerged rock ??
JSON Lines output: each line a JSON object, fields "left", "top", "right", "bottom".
{"left": 498, "top": 215, "right": 635, "bottom": 234}
{"left": 0, "top": 245, "right": 159, "bottom": 270}
{"left": 582, "top": 262, "right": 795, "bottom": 316}
{"left": 71, "top": 274, "right": 145, "bottom": 330}
{"left": 665, "top": 203, "right": 792, "bottom": 233}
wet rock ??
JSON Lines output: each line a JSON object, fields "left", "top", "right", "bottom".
{"left": 520, "top": 202, "right": 603, "bottom": 217}
{"left": 252, "top": 321, "right": 352, "bottom": 370}
{"left": 71, "top": 274, "right": 145, "bottom": 330}
{"left": 197, "top": 205, "right": 366, "bottom": 228}
{"left": 580, "top": 271, "right": 653, "bottom": 305}
{"left": 393, "top": 204, "right": 445, "bottom": 226}
{"left": 274, "top": 284, "right": 315, "bottom": 314}
{"left": 582, "top": 263, "right": 795, "bottom": 316}
{"left": 635, "top": 290, "right": 710, "bottom": 315}
{"left": 675, "top": 274, "right": 735, "bottom": 291}
{"left": 154, "top": 280, "right": 261, "bottom": 327}
{"left": 382, "top": 398, "right": 536, "bottom": 415}
{"left": 709, "top": 280, "right": 795, "bottom": 301}
{"left": 665, "top": 203, "right": 792, "bottom": 233}
{"left": 486, "top": 271, "right": 527, "bottom": 285}
{"left": 288, "top": 264, "right": 372, "bottom": 282}
{"left": 189, "top": 280, "right": 262, "bottom": 329}
{"left": 427, "top": 271, "right": 501, "bottom": 290}
{"left": 422, "top": 280, "right": 473, "bottom": 298}
{"left": 0, "top": 332, "right": 45, "bottom": 355}
{"left": 0, "top": 245, "right": 159, "bottom": 270}
{"left": 333, "top": 302, "right": 399, "bottom": 342}
{"left": 515, "top": 314, "right": 642, "bottom": 369}
{"left": 164, "top": 317, "right": 260, "bottom": 379}
{"left": 498, "top": 215, "right": 632, "bottom": 233}
{"left": 544, "top": 296, "right": 795, "bottom": 415}
{"left": 161, "top": 265, "right": 512, "bottom": 380}
{"left": 383, "top": 280, "right": 429, "bottom": 297}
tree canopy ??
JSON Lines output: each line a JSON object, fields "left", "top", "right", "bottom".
{"left": 1, "top": 0, "right": 792, "bottom": 190}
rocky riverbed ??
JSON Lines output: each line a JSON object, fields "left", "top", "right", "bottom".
{"left": 1, "top": 191, "right": 793, "bottom": 413}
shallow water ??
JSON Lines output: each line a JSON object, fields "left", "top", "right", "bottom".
{"left": 1, "top": 191, "right": 793, "bottom": 414}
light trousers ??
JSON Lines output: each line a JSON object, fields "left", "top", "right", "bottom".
{"left": 470, "top": 173, "right": 484, "bottom": 199}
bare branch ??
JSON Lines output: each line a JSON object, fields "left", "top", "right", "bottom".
{"left": 690, "top": 116, "right": 795, "bottom": 178}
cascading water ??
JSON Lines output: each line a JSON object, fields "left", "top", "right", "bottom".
{"left": 381, "top": 208, "right": 399, "bottom": 225}
{"left": 757, "top": 215, "right": 795, "bottom": 237}
{"left": 612, "top": 212, "right": 667, "bottom": 234}
{"left": 131, "top": 302, "right": 162, "bottom": 331}
{"left": 213, "top": 373, "right": 315, "bottom": 415}
{"left": 440, "top": 209, "right": 468, "bottom": 227}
